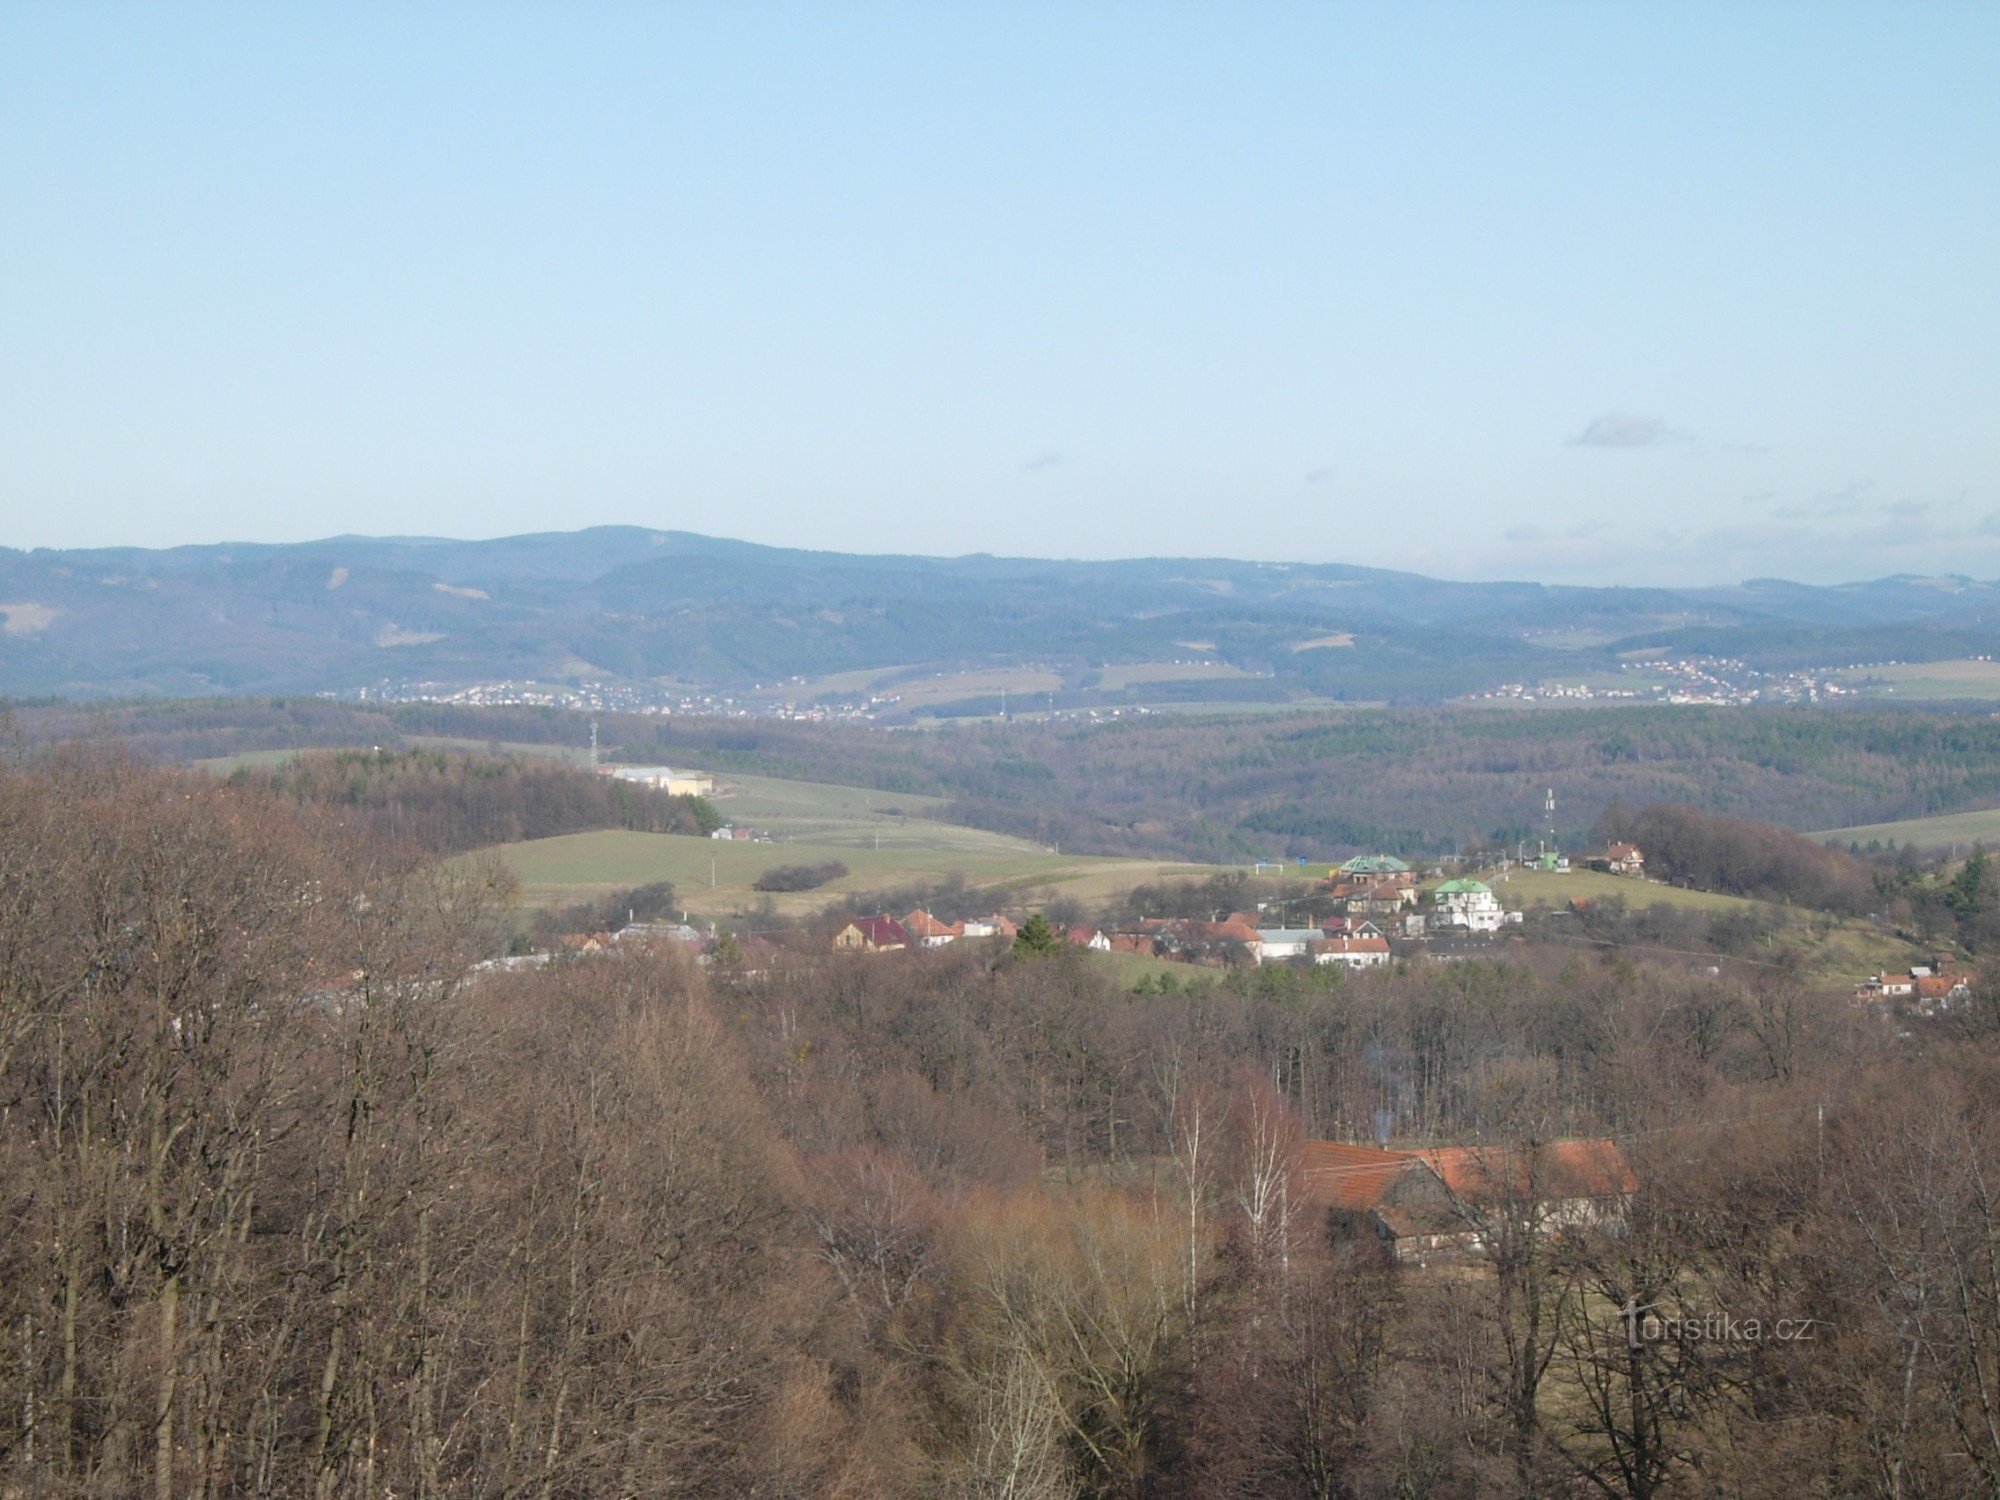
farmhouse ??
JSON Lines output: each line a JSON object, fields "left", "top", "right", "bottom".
{"left": 1300, "top": 1137, "right": 1636, "bottom": 1262}
{"left": 902, "top": 909, "right": 962, "bottom": 948}
{"left": 1856, "top": 963, "right": 1972, "bottom": 1011}
{"left": 1606, "top": 842, "right": 1645, "bottom": 877}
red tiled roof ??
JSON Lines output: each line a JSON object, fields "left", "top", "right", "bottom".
{"left": 1298, "top": 1137, "right": 1635, "bottom": 1210}
{"left": 1420, "top": 1139, "right": 1636, "bottom": 1200}
{"left": 903, "top": 909, "right": 959, "bottom": 939}
{"left": 849, "top": 916, "right": 907, "bottom": 946}
{"left": 1297, "top": 1142, "right": 1423, "bottom": 1211}
{"left": 1312, "top": 935, "right": 1391, "bottom": 955}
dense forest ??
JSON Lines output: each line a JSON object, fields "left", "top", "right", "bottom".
{"left": 1594, "top": 803, "right": 1879, "bottom": 914}
{"left": 6, "top": 751, "right": 2000, "bottom": 1496}
{"left": 16, "top": 697, "right": 2000, "bottom": 860}
{"left": 230, "top": 746, "right": 719, "bottom": 855}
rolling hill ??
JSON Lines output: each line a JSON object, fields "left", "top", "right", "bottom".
{"left": 8, "top": 527, "right": 2000, "bottom": 704}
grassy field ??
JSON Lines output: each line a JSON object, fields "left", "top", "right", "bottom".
{"left": 712, "top": 771, "right": 949, "bottom": 835}
{"left": 1480, "top": 867, "right": 1757, "bottom": 914}
{"left": 873, "top": 666, "right": 1066, "bottom": 708}
{"left": 483, "top": 828, "right": 1206, "bottom": 918}
{"left": 1814, "top": 806, "right": 2000, "bottom": 851}
{"left": 1480, "top": 866, "right": 1920, "bottom": 979}
{"left": 197, "top": 736, "right": 600, "bottom": 774}
{"left": 1828, "top": 658, "right": 2000, "bottom": 701}
{"left": 1094, "top": 661, "right": 1256, "bottom": 691}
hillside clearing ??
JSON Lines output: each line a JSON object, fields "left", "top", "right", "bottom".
{"left": 482, "top": 828, "right": 1206, "bottom": 918}
{"left": 1814, "top": 806, "right": 2000, "bottom": 851}
{"left": 1485, "top": 867, "right": 1759, "bottom": 915}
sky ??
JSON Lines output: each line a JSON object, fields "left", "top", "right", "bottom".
{"left": 2, "top": 3, "right": 1996, "bottom": 586}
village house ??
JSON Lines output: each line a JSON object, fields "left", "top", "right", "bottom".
{"left": 1067, "top": 924, "right": 1113, "bottom": 951}
{"left": 1299, "top": 1136, "right": 1636, "bottom": 1262}
{"left": 833, "top": 915, "right": 907, "bottom": 953}
{"left": 959, "top": 914, "right": 1019, "bottom": 940}
{"left": 1431, "top": 878, "right": 1507, "bottom": 933}
{"left": 1605, "top": 842, "right": 1645, "bottom": 877}
{"left": 902, "top": 909, "right": 962, "bottom": 948}
{"left": 1309, "top": 934, "right": 1392, "bottom": 969}
{"left": 1254, "top": 927, "right": 1325, "bottom": 963}
{"left": 1856, "top": 962, "right": 1972, "bottom": 1011}
{"left": 1334, "top": 854, "right": 1413, "bottom": 888}
{"left": 614, "top": 921, "right": 705, "bottom": 949}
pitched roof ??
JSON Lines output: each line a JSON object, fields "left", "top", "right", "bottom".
{"left": 1297, "top": 1142, "right": 1423, "bottom": 1211}
{"left": 902, "top": 909, "right": 959, "bottom": 939}
{"left": 1298, "top": 1137, "right": 1635, "bottom": 1210}
{"left": 1607, "top": 843, "right": 1642, "bottom": 860}
{"left": 1420, "top": 1139, "right": 1636, "bottom": 1200}
{"left": 848, "top": 915, "right": 907, "bottom": 945}
{"left": 1312, "top": 935, "right": 1391, "bottom": 954}
{"left": 1433, "top": 878, "right": 1493, "bottom": 896}
{"left": 1340, "top": 855, "right": 1411, "bottom": 874}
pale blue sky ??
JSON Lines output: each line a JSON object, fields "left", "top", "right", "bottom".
{"left": 3, "top": 3, "right": 1995, "bottom": 584}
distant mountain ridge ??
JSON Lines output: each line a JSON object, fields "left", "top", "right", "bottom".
{"left": 4, "top": 527, "right": 2000, "bottom": 702}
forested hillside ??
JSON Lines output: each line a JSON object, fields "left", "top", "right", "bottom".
{"left": 18, "top": 697, "right": 2000, "bottom": 859}
{"left": 6, "top": 752, "right": 2000, "bottom": 1495}
{"left": 232, "top": 747, "right": 719, "bottom": 855}
{"left": 8, "top": 527, "right": 2000, "bottom": 699}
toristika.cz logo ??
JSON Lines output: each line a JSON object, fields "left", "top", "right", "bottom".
{"left": 1617, "top": 1299, "right": 1819, "bottom": 1351}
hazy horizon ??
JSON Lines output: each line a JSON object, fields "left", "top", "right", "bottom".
{"left": 5, "top": 4, "right": 1996, "bottom": 588}
{"left": 17, "top": 521, "right": 2000, "bottom": 594}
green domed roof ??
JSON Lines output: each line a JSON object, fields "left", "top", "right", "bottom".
{"left": 1433, "top": 878, "right": 1492, "bottom": 896}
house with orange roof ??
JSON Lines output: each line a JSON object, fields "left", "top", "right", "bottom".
{"left": 1299, "top": 1136, "right": 1635, "bottom": 1262}
{"left": 902, "top": 909, "right": 963, "bottom": 948}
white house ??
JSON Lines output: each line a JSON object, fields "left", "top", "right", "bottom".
{"left": 1432, "top": 879, "right": 1506, "bottom": 934}
{"left": 1255, "top": 927, "right": 1325, "bottom": 963}
{"left": 1310, "top": 935, "right": 1392, "bottom": 969}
